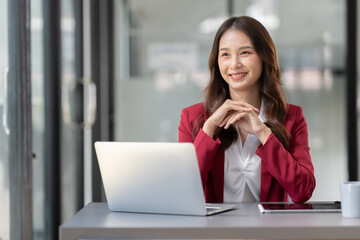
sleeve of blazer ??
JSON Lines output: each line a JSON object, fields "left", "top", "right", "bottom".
{"left": 256, "top": 106, "right": 316, "bottom": 203}
{"left": 178, "top": 106, "right": 221, "bottom": 187}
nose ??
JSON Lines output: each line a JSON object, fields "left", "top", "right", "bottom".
{"left": 230, "top": 55, "right": 242, "bottom": 70}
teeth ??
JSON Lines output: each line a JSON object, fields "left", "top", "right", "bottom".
{"left": 231, "top": 73, "right": 247, "bottom": 77}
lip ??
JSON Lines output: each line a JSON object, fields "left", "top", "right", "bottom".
{"left": 229, "top": 72, "right": 248, "bottom": 80}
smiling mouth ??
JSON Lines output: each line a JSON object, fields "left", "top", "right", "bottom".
{"left": 230, "top": 72, "right": 247, "bottom": 80}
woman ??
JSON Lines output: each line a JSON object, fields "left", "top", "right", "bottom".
{"left": 178, "top": 16, "right": 315, "bottom": 203}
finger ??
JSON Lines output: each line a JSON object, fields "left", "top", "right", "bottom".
{"left": 224, "top": 117, "right": 235, "bottom": 129}
{"left": 225, "top": 102, "right": 259, "bottom": 113}
{"left": 216, "top": 102, "right": 258, "bottom": 128}
{"left": 224, "top": 112, "right": 248, "bottom": 129}
{"left": 230, "top": 112, "right": 249, "bottom": 125}
{"left": 223, "top": 99, "right": 255, "bottom": 108}
{"left": 209, "top": 107, "right": 233, "bottom": 127}
{"left": 219, "top": 113, "right": 234, "bottom": 127}
{"left": 222, "top": 115, "right": 235, "bottom": 129}
{"left": 223, "top": 105, "right": 254, "bottom": 115}
{"left": 224, "top": 118, "right": 235, "bottom": 129}
{"left": 224, "top": 113, "right": 241, "bottom": 129}
{"left": 235, "top": 102, "right": 259, "bottom": 112}
{"left": 220, "top": 107, "right": 253, "bottom": 128}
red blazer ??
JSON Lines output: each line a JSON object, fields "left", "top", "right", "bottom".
{"left": 178, "top": 103, "right": 315, "bottom": 203}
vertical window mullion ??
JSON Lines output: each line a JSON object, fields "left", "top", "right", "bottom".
{"left": 8, "top": 0, "right": 33, "bottom": 238}
{"left": 43, "top": 0, "right": 61, "bottom": 239}
{"left": 346, "top": 0, "right": 358, "bottom": 181}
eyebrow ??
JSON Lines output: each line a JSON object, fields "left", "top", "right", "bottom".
{"left": 219, "top": 46, "right": 253, "bottom": 51}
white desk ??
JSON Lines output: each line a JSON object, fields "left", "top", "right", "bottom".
{"left": 59, "top": 202, "right": 360, "bottom": 240}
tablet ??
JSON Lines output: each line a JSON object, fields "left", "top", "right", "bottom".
{"left": 258, "top": 201, "right": 341, "bottom": 213}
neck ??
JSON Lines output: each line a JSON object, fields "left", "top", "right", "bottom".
{"left": 230, "top": 90, "right": 261, "bottom": 109}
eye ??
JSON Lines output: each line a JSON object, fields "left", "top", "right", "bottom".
{"left": 220, "top": 52, "right": 230, "bottom": 57}
{"left": 240, "top": 51, "right": 250, "bottom": 55}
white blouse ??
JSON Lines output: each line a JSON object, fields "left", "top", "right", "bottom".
{"left": 223, "top": 106, "right": 266, "bottom": 202}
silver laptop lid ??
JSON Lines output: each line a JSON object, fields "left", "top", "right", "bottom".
{"left": 94, "top": 142, "right": 208, "bottom": 215}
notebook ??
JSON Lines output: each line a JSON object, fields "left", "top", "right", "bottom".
{"left": 94, "top": 141, "right": 236, "bottom": 216}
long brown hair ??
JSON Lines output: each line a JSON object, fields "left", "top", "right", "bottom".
{"left": 194, "top": 16, "right": 291, "bottom": 149}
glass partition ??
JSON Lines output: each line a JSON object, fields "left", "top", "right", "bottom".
{"left": 113, "top": 0, "right": 228, "bottom": 142}
{"left": 113, "top": 0, "right": 346, "bottom": 201}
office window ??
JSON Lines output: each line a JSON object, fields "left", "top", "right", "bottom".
{"left": 273, "top": 0, "right": 346, "bottom": 201}
{"left": 113, "top": 0, "right": 346, "bottom": 200}
{"left": 113, "top": 0, "right": 229, "bottom": 142}
{"left": 235, "top": 0, "right": 346, "bottom": 200}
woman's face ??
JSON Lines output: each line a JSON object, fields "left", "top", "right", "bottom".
{"left": 218, "top": 29, "right": 262, "bottom": 97}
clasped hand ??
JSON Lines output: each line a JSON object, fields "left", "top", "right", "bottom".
{"left": 203, "top": 99, "right": 271, "bottom": 143}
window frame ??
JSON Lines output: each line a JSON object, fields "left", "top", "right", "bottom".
{"left": 8, "top": 0, "right": 33, "bottom": 238}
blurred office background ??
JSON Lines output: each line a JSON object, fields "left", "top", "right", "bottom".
{"left": 0, "top": 0, "right": 359, "bottom": 239}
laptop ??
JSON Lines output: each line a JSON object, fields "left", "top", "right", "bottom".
{"left": 94, "top": 141, "right": 236, "bottom": 216}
